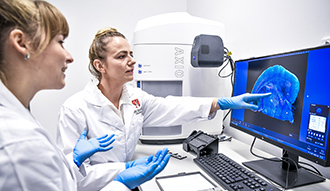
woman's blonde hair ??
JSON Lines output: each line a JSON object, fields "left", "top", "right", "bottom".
{"left": 0, "top": 0, "right": 69, "bottom": 81}
{"left": 88, "top": 27, "right": 126, "bottom": 81}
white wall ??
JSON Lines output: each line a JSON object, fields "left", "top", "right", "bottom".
{"left": 187, "top": 0, "right": 330, "bottom": 178}
{"left": 188, "top": 0, "right": 330, "bottom": 59}
{"left": 31, "top": 0, "right": 188, "bottom": 140}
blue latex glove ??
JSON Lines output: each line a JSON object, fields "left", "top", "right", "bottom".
{"left": 126, "top": 155, "right": 153, "bottom": 169}
{"left": 114, "top": 148, "right": 171, "bottom": 189}
{"left": 218, "top": 93, "right": 271, "bottom": 110}
{"left": 73, "top": 129, "right": 115, "bottom": 167}
{"left": 149, "top": 148, "right": 171, "bottom": 178}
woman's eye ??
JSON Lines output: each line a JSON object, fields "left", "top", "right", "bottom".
{"left": 118, "top": 55, "right": 125, "bottom": 59}
{"left": 59, "top": 40, "right": 64, "bottom": 47}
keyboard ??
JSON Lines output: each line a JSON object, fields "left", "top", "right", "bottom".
{"left": 194, "top": 153, "right": 281, "bottom": 191}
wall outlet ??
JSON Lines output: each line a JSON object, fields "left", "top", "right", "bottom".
{"left": 321, "top": 37, "right": 330, "bottom": 45}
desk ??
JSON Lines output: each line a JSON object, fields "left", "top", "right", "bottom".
{"left": 132, "top": 138, "right": 330, "bottom": 191}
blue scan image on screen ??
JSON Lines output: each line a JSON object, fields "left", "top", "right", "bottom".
{"left": 251, "top": 65, "right": 300, "bottom": 123}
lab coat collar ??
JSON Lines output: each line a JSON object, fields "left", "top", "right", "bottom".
{"left": 83, "top": 78, "right": 132, "bottom": 107}
{"left": 82, "top": 78, "right": 103, "bottom": 106}
{"left": 82, "top": 78, "right": 133, "bottom": 129}
{"left": 0, "top": 80, "right": 35, "bottom": 123}
{"left": 121, "top": 83, "right": 133, "bottom": 104}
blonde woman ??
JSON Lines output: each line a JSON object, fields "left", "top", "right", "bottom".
{"left": 0, "top": 0, "right": 169, "bottom": 190}
{"left": 57, "top": 27, "right": 270, "bottom": 187}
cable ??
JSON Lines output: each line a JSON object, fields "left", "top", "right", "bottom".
{"left": 218, "top": 136, "right": 232, "bottom": 142}
{"left": 221, "top": 109, "right": 232, "bottom": 133}
{"left": 218, "top": 61, "right": 231, "bottom": 78}
{"left": 281, "top": 154, "right": 299, "bottom": 189}
{"left": 218, "top": 47, "right": 235, "bottom": 88}
{"left": 214, "top": 109, "right": 232, "bottom": 141}
{"left": 218, "top": 47, "right": 235, "bottom": 79}
{"left": 249, "top": 137, "right": 299, "bottom": 189}
{"left": 218, "top": 47, "right": 235, "bottom": 134}
{"left": 298, "top": 161, "right": 324, "bottom": 177}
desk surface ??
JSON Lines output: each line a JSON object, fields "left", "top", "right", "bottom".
{"left": 133, "top": 138, "right": 330, "bottom": 191}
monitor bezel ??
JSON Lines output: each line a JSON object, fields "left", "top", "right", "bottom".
{"left": 230, "top": 44, "right": 330, "bottom": 167}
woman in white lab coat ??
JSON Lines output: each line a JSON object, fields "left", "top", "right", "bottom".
{"left": 57, "top": 27, "right": 271, "bottom": 183}
{"left": 0, "top": 1, "right": 170, "bottom": 191}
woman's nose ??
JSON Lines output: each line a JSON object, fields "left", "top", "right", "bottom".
{"left": 129, "top": 55, "right": 136, "bottom": 65}
{"left": 66, "top": 50, "right": 74, "bottom": 64}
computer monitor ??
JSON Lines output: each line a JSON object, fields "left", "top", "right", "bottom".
{"left": 230, "top": 45, "right": 330, "bottom": 188}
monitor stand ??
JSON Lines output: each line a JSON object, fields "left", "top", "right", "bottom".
{"left": 243, "top": 150, "right": 325, "bottom": 189}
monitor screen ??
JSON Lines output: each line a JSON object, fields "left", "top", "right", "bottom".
{"left": 230, "top": 45, "right": 330, "bottom": 188}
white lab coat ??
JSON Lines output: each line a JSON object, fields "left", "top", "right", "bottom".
{"left": 57, "top": 79, "right": 216, "bottom": 184}
{"left": 0, "top": 81, "right": 130, "bottom": 191}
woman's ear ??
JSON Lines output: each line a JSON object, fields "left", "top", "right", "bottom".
{"left": 9, "top": 29, "right": 30, "bottom": 58}
{"left": 93, "top": 59, "right": 106, "bottom": 73}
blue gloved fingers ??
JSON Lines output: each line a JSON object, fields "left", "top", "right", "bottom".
{"left": 147, "top": 155, "right": 153, "bottom": 163}
{"left": 73, "top": 132, "right": 116, "bottom": 167}
{"left": 98, "top": 134, "right": 115, "bottom": 150}
{"left": 115, "top": 152, "right": 170, "bottom": 189}
{"left": 157, "top": 153, "right": 171, "bottom": 171}
{"left": 96, "top": 134, "right": 108, "bottom": 141}
{"left": 114, "top": 162, "right": 159, "bottom": 189}
{"left": 149, "top": 153, "right": 171, "bottom": 180}
{"left": 140, "top": 162, "right": 158, "bottom": 178}
{"left": 238, "top": 102, "right": 259, "bottom": 110}
{"left": 99, "top": 138, "right": 115, "bottom": 148}
{"left": 97, "top": 133, "right": 115, "bottom": 143}
{"left": 152, "top": 148, "right": 168, "bottom": 163}
{"left": 218, "top": 92, "right": 271, "bottom": 110}
{"left": 149, "top": 148, "right": 170, "bottom": 179}
{"left": 156, "top": 148, "right": 169, "bottom": 163}
{"left": 98, "top": 145, "right": 114, "bottom": 152}
{"left": 126, "top": 155, "right": 153, "bottom": 169}
{"left": 78, "top": 129, "right": 88, "bottom": 141}
{"left": 242, "top": 93, "right": 272, "bottom": 110}
{"left": 151, "top": 149, "right": 162, "bottom": 163}
{"left": 243, "top": 92, "right": 271, "bottom": 102}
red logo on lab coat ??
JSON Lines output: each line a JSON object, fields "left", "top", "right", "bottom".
{"left": 132, "top": 99, "right": 140, "bottom": 108}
